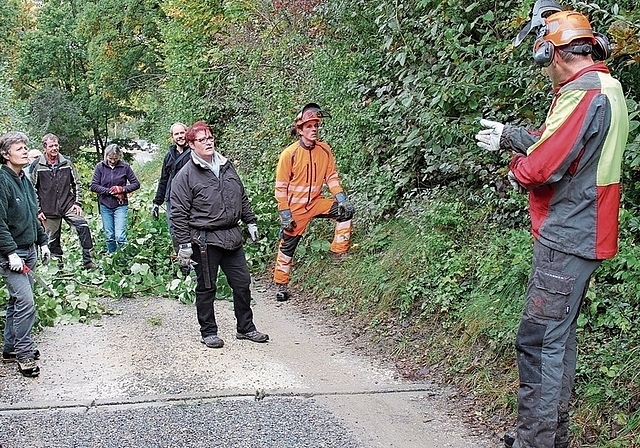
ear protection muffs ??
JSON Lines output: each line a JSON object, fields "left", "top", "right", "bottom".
{"left": 533, "top": 40, "right": 555, "bottom": 67}
{"left": 592, "top": 32, "right": 612, "bottom": 61}
{"left": 534, "top": 33, "right": 611, "bottom": 66}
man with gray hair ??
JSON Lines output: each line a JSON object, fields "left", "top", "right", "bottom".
{"left": 30, "top": 133, "right": 97, "bottom": 269}
{"left": 0, "top": 131, "right": 50, "bottom": 377}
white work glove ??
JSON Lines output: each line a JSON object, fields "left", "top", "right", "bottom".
{"left": 177, "top": 243, "right": 193, "bottom": 267}
{"left": 8, "top": 253, "right": 24, "bottom": 272}
{"left": 247, "top": 223, "right": 259, "bottom": 242}
{"left": 475, "top": 119, "right": 504, "bottom": 152}
{"left": 40, "top": 245, "right": 51, "bottom": 266}
{"left": 508, "top": 171, "right": 527, "bottom": 194}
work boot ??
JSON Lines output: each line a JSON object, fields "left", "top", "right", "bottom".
{"left": 201, "top": 335, "right": 224, "bottom": 349}
{"left": 236, "top": 330, "right": 269, "bottom": 343}
{"left": 275, "top": 283, "right": 289, "bottom": 302}
{"left": 17, "top": 357, "right": 40, "bottom": 377}
{"left": 504, "top": 433, "right": 516, "bottom": 448}
{"left": 82, "top": 248, "right": 97, "bottom": 269}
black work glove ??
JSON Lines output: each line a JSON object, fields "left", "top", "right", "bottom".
{"left": 335, "top": 192, "right": 355, "bottom": 220}
{"left": 278, "top": 209, "right": 297, "bottom": 233}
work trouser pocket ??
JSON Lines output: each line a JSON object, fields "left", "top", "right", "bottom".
{"left": 527, "top": 268, "right": 576, "bottom": 320}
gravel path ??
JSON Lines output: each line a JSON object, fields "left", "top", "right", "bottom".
{"left": 0, "top": 281, "right": 499, "bottom": 447}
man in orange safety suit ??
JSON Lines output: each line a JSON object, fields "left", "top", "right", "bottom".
{"left": 273, "top": 103, "right": 355, "bottom": 301}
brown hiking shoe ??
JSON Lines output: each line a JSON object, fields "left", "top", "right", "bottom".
{"left": 84, "top": 261, "right": 98, "bottom": 270}
{"left": 17, "top": 357, "right": 40, "bottom": 377}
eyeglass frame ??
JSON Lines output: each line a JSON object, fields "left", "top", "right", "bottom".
{"left": 194, "top": 135, "right": 215, "bottom": 144}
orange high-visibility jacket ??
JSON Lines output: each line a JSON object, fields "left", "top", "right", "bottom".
{"left": 275, "top": 140, "right": 343, "bottom": 213}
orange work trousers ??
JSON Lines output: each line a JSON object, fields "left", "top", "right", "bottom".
{"left": 273, "top": 198, "right": 351, "bottom": 285}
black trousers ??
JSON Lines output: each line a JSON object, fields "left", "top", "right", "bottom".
{"left": 191, "top": 245, "right": 256, "bottom": 337}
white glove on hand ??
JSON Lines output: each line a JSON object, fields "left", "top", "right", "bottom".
{"left": 508, "top": 171, "right": 527, "bottom": 194}
{"left": 40, "top": 245, "right": 51, "bottom": 266}
{"left": 248, "top": 223, "right": 259, "bottom": 242}
{"left": 177, "top": 243, "right": 193, "bottom": 267}
{"left": 8, "top": 253, "right": 24, "bottom": 272}
{"left": 476, "top": 119, "right": 504, "bottom": 152}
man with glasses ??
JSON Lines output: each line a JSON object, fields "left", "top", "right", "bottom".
{"left": 170, "top": 121, "right": 267, "bottom": 348}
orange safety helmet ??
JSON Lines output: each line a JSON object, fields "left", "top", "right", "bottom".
{"left": 294, "top": 103, "right": 331, "bottom": 128}
{"left": 538, "top": 10, "right": 595, "bottom": 47}
{"left": 532, "top": 10, "right": 613, "bottom": 66}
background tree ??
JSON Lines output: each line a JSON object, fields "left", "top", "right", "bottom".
{"left": 10, "top": 0, "right": 165, "bottom": 155}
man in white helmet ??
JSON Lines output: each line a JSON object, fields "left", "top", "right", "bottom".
{"left": 476, "top": 4, "right": 629, "bottom": 448}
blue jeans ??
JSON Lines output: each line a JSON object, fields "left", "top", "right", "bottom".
{"left": 1, "top": 245, "right": 38, "bottom": 360}
{"left": 99, "top": 204, "right": 128, "bottom": 253}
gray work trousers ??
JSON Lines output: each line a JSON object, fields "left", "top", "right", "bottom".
{"left": 44, "top": 207, "right": 94, "bottom": 264}
{"left": 514, "top": 239, "right": 601, "bottom": 448}
{"left": 1, "top": 245, "right": 38, "bottom": 360}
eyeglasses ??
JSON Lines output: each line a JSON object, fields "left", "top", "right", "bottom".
{"left": 195, "top": 136, "right": 215, "bottom": 144}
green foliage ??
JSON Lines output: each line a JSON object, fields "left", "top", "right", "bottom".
{"left": 9, "top": 0, "right": 165, "bottom": 154}
{"left": 240, "top": 166, "right": 280, "bottom": 272}
{"left": 0, "top": 70, "right": 29, "bottom": 134}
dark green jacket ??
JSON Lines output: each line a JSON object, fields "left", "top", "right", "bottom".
{"left": 0, "top": 165, "right": 48, "bottom": 256}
